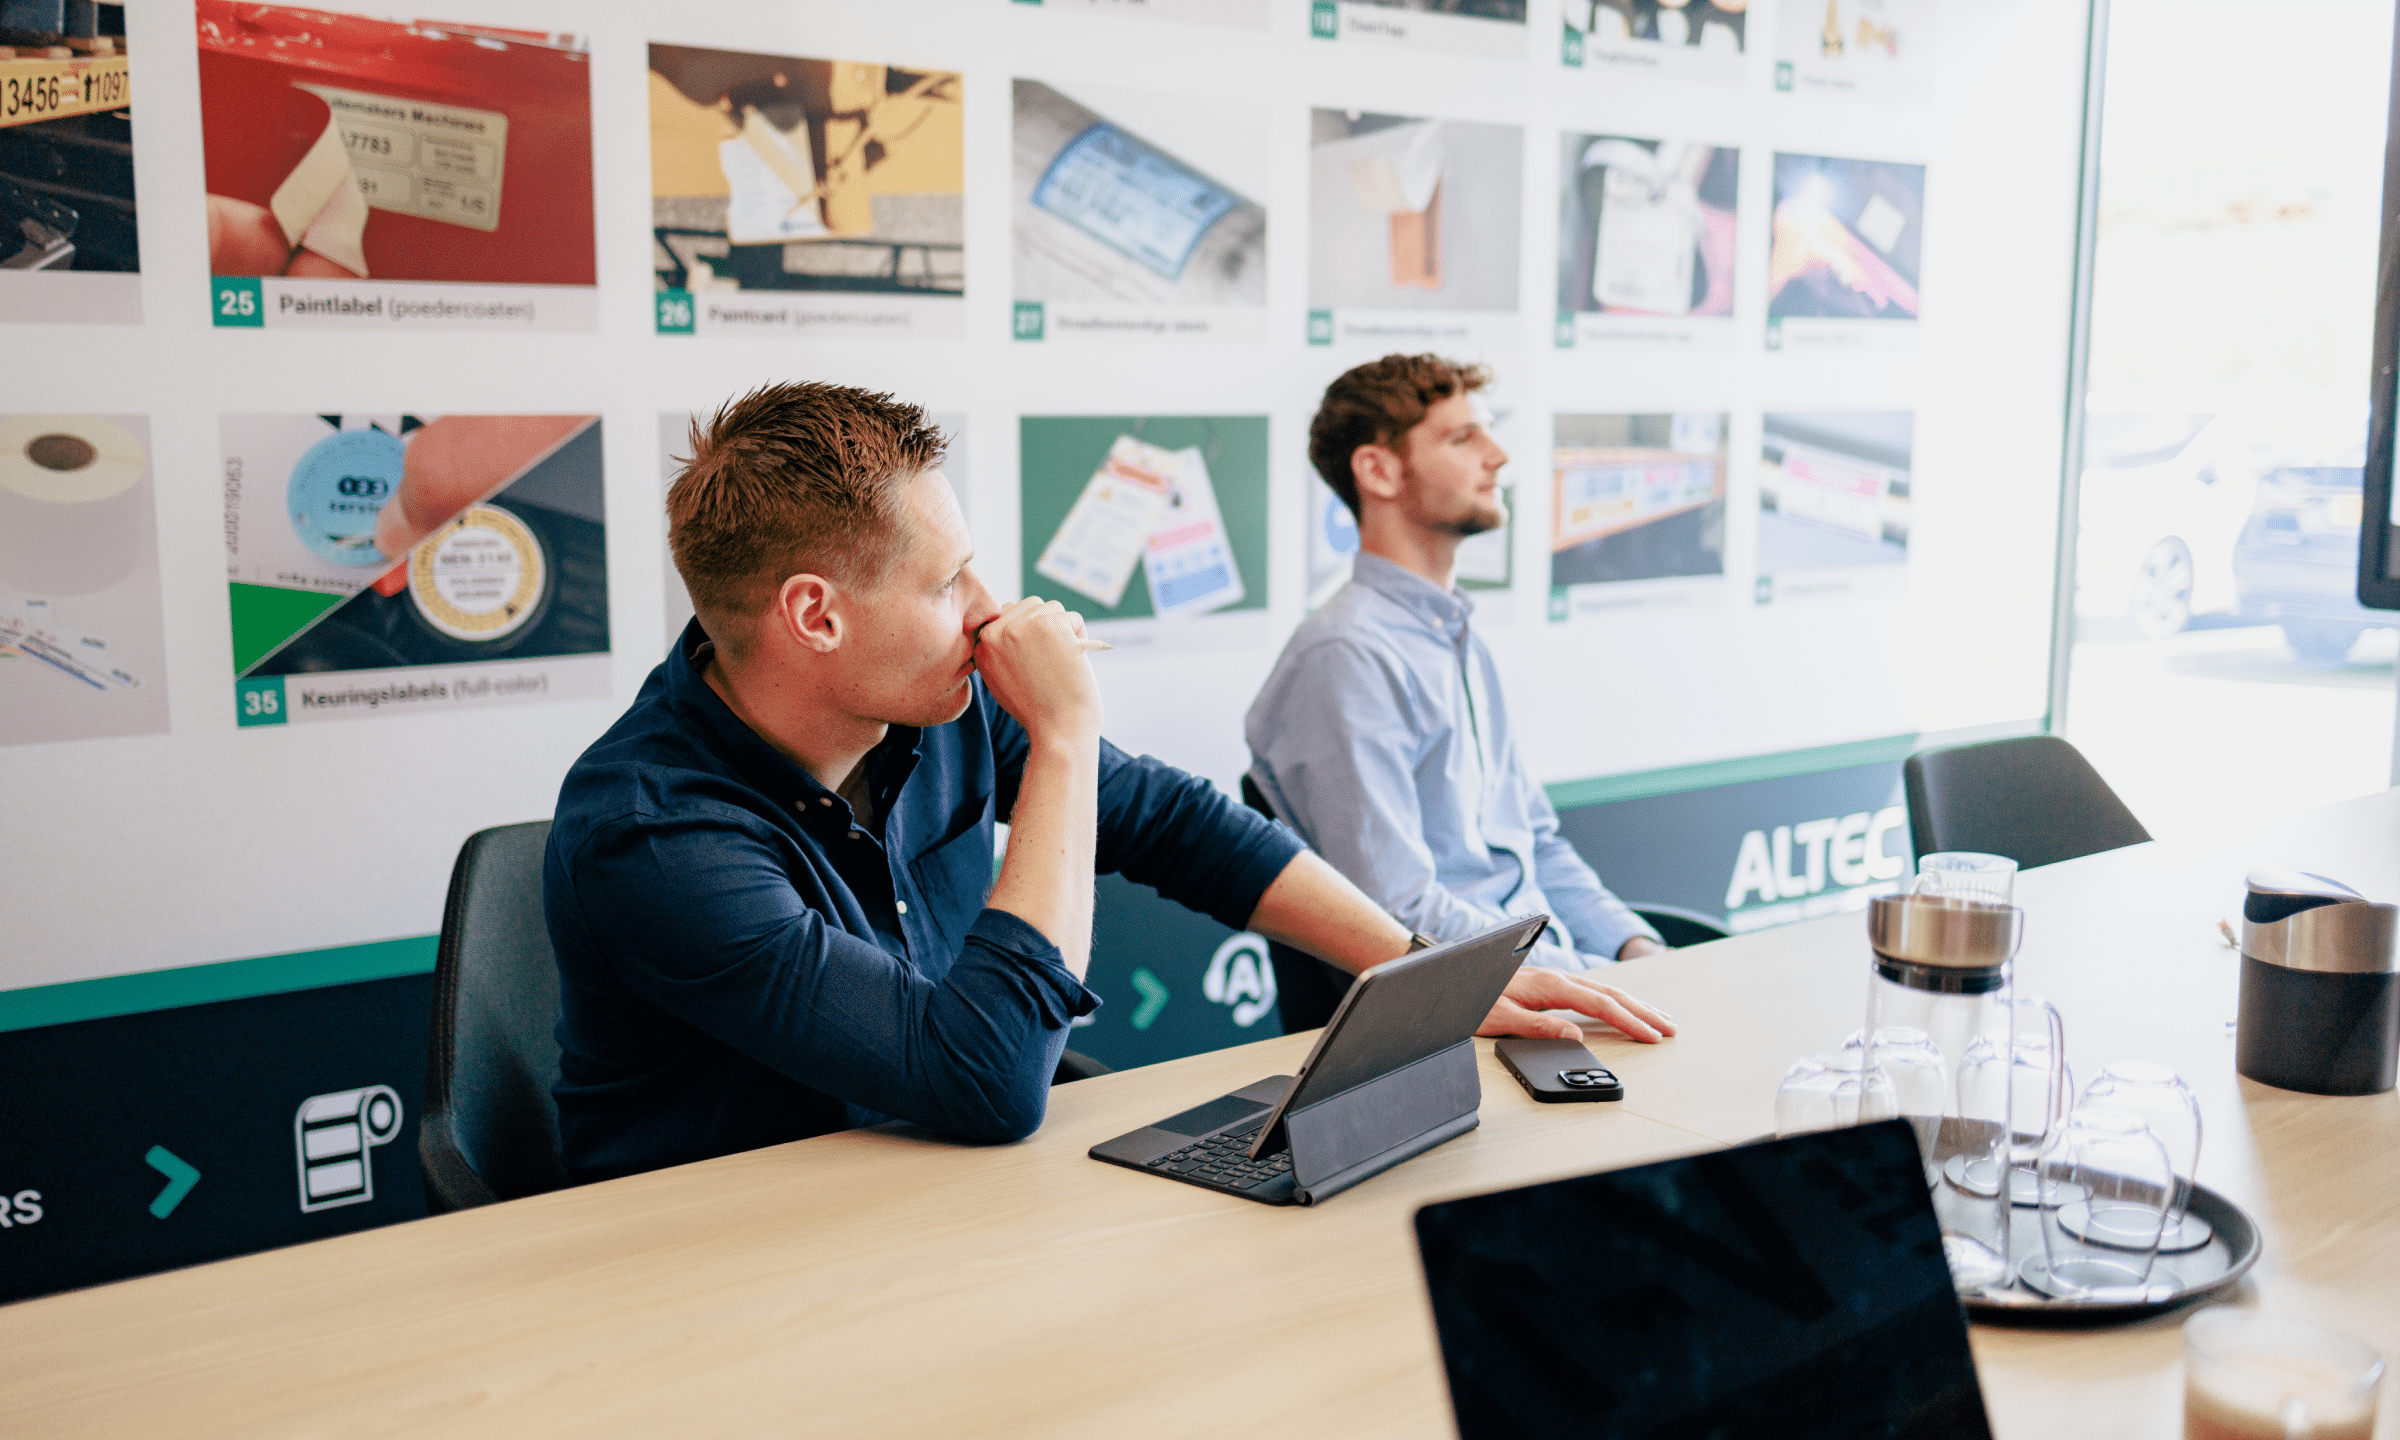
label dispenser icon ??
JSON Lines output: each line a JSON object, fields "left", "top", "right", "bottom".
{"left": 294, "top": 1085, "right": 403, "bottom": 1213}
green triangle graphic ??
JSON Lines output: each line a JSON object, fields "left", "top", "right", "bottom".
{"left": 229, "top": 583, "right": 346, "bottom": 676}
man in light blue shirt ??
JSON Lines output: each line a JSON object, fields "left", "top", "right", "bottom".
{"left": 1248, "top": 355, "right": 1668, "bottom": 997}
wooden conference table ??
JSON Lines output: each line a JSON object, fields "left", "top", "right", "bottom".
{"left": 5, "top": 791, "right": 2398, "bottom": 1438}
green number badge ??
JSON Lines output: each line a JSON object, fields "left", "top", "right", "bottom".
{"left": 212, "top": 276, "right": 263, "bottom": 328}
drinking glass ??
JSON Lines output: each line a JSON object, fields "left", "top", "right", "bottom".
{"left": 2008, "top": 996, "right": 2075, "bottom": 1200}
{"left": 1912, "top": 852, "right": 2019, "bottom": 906}
{"left": 2029, "top": 1105, "right": 2176, "bottom": 1300}
{"left": 1949, "top": 996, "right": 2070, "bottom": 1205}
{"left": 2185, "top": 1308, "right": 2384, "bottom": 1440}
{"left": 1775, "top": 1051, "right": 1898, "bottom": 1139}
{"left": 2084, "top": 1060, "right": 2208, "bottom": 1250}
{"left": 1844, "top": 1026, "right": 1945, "bottom": 1175}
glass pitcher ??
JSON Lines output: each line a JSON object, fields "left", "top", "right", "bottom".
{"left": 1862, "top": 890, "right": 2059, "bottom": 1297}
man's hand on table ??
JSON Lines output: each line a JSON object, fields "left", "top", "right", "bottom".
{"left": 1617, "top": 935, "right": 1666, "bottom": 962}
{"left": 1240, "top": 854, "right": 1679, "bottom": 1043}
{"left": 1477, "top": 967, "right": 1676, "bottom": 1044}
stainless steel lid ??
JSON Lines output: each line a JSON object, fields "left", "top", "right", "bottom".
{"left": 2241, "top": 868, "right": 2398, "bottom": 976}
{"left": 1867, "top": 893, "right": 2021, "bottom": 969}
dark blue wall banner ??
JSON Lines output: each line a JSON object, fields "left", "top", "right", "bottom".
{"left": 0, "top": 976, "right": 430, "bottom": 1305}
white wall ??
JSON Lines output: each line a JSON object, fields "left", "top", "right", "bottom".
{"left": 0, "top": 0, "right": 2094, "bottom": 993}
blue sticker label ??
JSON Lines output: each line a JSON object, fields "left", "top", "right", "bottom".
{"left": 1320, "top": 493, "right": 1359, "bottom": 557}
{"left": 1031, "top": 123, "right": 1237, "bottom": 282}
{"left": 288, "top": 427, "right": 405, "bottom": 568}
{"left": 1154, "top": 559, "right": 1235, "bottom": 611}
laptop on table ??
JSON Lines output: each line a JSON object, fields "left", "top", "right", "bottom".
{"left": 1090, "top": 916, "right": 1547, "bottom": 1206}
{"left": 1413, "top": 1119, "right": 1994, "bottom": 1440}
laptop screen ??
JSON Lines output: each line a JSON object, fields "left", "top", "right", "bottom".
{"left": 1413, "top": 1120, "right": 1992, "bottom": 1440}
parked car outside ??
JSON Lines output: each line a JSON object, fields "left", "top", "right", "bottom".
{"left": 2075, "top": 389, "right": 2369, "bottom": 642}
{"left": 2230, "top": 420, "right": 2385, "bottom": 658}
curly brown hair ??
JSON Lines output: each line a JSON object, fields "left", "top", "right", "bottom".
{"left": 667, "top": 381, "right": 947, "bottom": 655}
{"left": 1307, "top": 354, "right": 1492, "bottom": 518}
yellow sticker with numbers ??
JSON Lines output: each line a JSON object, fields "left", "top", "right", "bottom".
{"left": 409, "top": 505, "right": 546, "bottom": 642}
{"left": 0, "top": 54, "right": 130, "bottom": 129}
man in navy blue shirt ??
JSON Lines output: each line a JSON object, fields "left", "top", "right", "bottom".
{"left": 546, "top": 383, "right": 1675, "bottom": 1183}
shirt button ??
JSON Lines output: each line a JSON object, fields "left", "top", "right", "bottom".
{"left": 850, "top": 830, "right": 865, "bottom": 840}
{"left": 818, "top": 797, "right": 833, "bottom": 807}
{"left": 896, "top": 901, "right": 909, "bottom": 915}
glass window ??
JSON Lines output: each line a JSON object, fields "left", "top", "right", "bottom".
{"left": 2065, "top": 0, "right": 2397, "bottom": 838}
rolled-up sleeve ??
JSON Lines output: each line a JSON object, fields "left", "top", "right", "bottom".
{"left": 563, "top": 809, "right": 1097, "bottom": 1145}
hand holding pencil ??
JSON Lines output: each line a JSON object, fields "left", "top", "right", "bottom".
{"left": 976, "top": 603, "right": 1111, "bottom": 652}
{"left": 972, "top": 596, "right": 1106, "bottom": 744}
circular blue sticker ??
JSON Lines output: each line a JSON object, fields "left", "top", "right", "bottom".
{"left": 1320, "top": 492, "right": 1359, "bottom": 557}
{"left": 288, "top": 427, "right": 404, "bottom": 567}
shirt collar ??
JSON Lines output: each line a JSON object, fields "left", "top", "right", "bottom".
{"left": 663, "top": 619, "right": 923, "bottom": 810}
{"left": 1351, "top": 552, "right": 1476, "bottom": 635}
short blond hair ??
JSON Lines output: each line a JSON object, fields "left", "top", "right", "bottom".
{"left": 667, "top": 382, "right": 947, "bottom": 651}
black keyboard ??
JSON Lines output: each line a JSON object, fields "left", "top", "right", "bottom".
{"left": 1144, "top": 1121, "right": 1294, "bottom": 1191}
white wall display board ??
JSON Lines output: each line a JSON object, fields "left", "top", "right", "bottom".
{"left": 194, "top": 2, "right": 601, "bottom": 333}
{"left": 1556, "top": 131, "right": 1742, "bottom": 350}
{"left": 1314, "top": 0, "right": 1528, "bottom": 58}
{"left": 1012, "top": 78, "right": 1269, "bottom": 344}
{"left": 1774, "top": 0, "right": 1940, "bottom": 102}
{"left": 1028, "top": 0, "right": 1270, "bottom": 28}
{"left": 1548, "top": 410, "right": 1730, "bottom": 622}
{"left": 222, "top": 413, "right": 611, "bottom": 728}
{"left": 646, "top": 41, "right": 965, "bottom": 339}
{"left": 1564, "top": 0, "right": 1750, "bottom": 83}
{"left": 0, "top": 415, "right": 168, "bottom": 745}
{"left": 1308, "top": 108, "right": 1525, "bottom": 351}
{"left": 0, "top": 42, "right": 140, "bottom": 324}
{"left": 1, "top": 0, "right": 2093, "bottom": 1016}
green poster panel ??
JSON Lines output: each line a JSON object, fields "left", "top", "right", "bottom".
{"left": 1018, "top": 415, "right": 1269, "bottom": 623}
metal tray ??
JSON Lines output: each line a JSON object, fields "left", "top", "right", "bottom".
{"left": 1962, "top": 1182, "right": 2260, "bottom": 1325}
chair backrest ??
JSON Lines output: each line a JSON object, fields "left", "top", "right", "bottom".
{"left": 1238, "top": 773, "right": 1355, "bottom": 1033}
{"left": 1234, "top": 779, "right": 1733, "bottom": 1024}
{"left": 1902, "top": 735, "right": 2151, "bottom": 871}
{"left": 419, "top": 820, "right": 568, "bottom": 1212}
{"left": 1629, "top": 905, "right": 1731, "bottom": 949}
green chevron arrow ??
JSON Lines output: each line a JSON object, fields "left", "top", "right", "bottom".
{"left": 144, "top": 1146, "right": 200, "bottom": 1219}
{"left": 1129, "top": 968, "right": 1169, "bottom": 1031}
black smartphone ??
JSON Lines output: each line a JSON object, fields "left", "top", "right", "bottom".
{"left": 1495, "top": 1036, "right": 1622, "bottom": 1103}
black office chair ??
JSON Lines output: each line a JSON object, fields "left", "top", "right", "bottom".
{"left": 1902, "top": 735, "right": 2151, "bottom": 871}
{"left": 420, "top": 820, "right": 570, "bottom": 1214}
{"left": 1238, "top": 775, "right": 1358, "bottom": 1034}
{"left": 1054, "top": 1049, "right": 1112, "bottom": 1083}
{"left": 420, "top": 821, "right": 1111, "bottom": 1214}
{"left": 1629, "top": 904, "right": 1730, "bottom": 949}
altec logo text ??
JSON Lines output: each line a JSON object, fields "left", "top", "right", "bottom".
{"left": 1724, "top": 806, "right": 1908, "bottom": 932}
